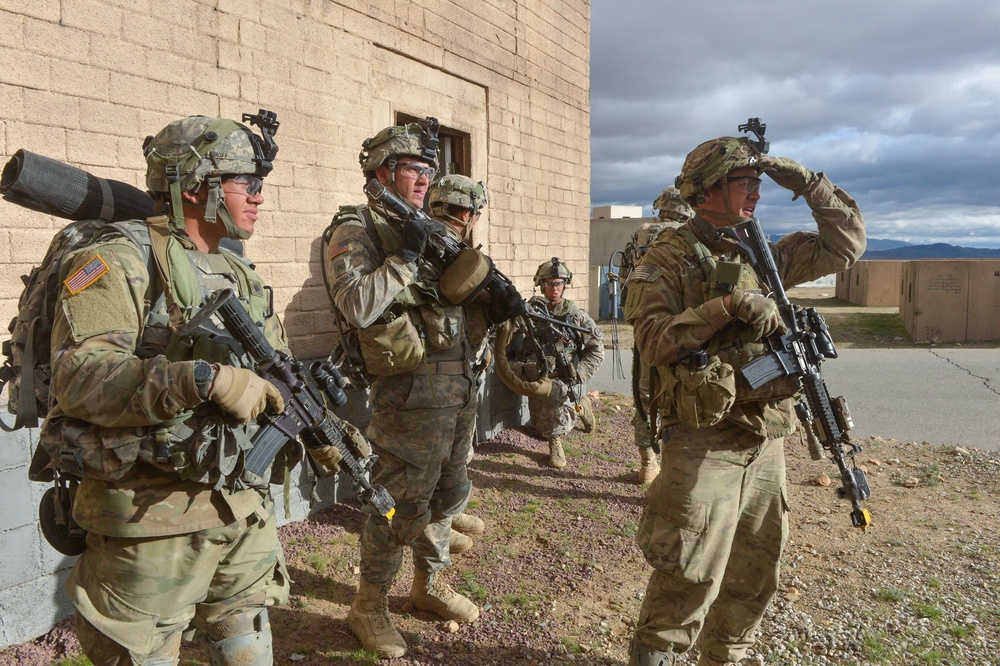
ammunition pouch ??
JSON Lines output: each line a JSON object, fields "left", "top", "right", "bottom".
{"left": 357, "top": 310, "right": 425, "bottom": 377}
{"left": 657, "top": 355, "right": 736, "bottom": 428}
{"left": 716, "top": 345, "right": 802, "bottom": 403}
{"left": 439, "top": 247, "right": 492, "bottom": 305}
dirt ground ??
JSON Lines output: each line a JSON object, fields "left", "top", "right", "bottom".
{"left": 4, "top": 288, "right": 999, "bottom": 665}
{"left": 4, "top": 390, "right": 999, "bottom": 665}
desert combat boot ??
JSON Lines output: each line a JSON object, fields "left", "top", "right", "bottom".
{"left": 548, "top": 436, "right": 567, "bottom": 468}
{"left": 577, "top": 396, "right": 595, "bottom": 432}
{"left": 410, "top": 569, "right": 480, "bottom": 623}
{"left": 347, "top": 579, "right": 407, "bottom": 659}
{"left": 448, "top": 530, "right": 473, "bottom": 554}
{"left": 637, "top": 447, "right": 660, "bottom": 484}
{"left": 451, "top": 512, "right": 485, "bottom": 536}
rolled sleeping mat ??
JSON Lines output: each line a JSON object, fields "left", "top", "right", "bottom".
{"left": 0, "top": 149, "right": 154, "bottom": 222}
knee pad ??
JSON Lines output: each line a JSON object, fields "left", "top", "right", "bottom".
{"left": 385, "top": 500, "right": 431, "bottom": 545}
{"left": 203, "top": 608, "right": 272, "bottom": 666}
{"left": 429, "top": 480, "right": 472, "bottom": 519}
{"left": 629, "top": 639, "right": 675, "bottom": 666}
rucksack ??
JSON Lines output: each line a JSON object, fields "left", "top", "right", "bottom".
{"left": 1, "top": 219, "right": 150, "bottom": 431}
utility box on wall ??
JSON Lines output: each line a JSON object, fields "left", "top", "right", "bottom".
{"left": 900, "top": 260, "right": 1000, "bottom": 342}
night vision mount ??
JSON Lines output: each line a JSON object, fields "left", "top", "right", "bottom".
{"left": 242, "top": 109, "right": 280, "bottom": 177}
{"left": 738, "top": 117, "right": 769, "bottom": 155}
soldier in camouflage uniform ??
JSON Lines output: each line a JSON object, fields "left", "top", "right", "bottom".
{"left": 623, "top": 135, "right": 865, "bottom": 666}
{"left": 322, "top": 120, "right": 521, "bottom": 659}
{"left": 39, "top": 113, "right": 341, "bottom": 665}
{"left": 426, "top": 174, "right": 491, "bottom": 557}
{"left": 629, "top": 186, "right": 694, "bottom": 483}
{"left": 510, "top": 258, "right": 604, "bottom": 468}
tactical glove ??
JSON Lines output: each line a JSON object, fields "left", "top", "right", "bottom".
{"left": 761, "top": 156, "right": 815, "bottom": 198}
{"left": 307, "top": 444, "right": 343, "bottom": 475}
{"left": 487, "top": 283, "right": 525, "bottom": 324}
{"left": 396, "top": 217, "right": 429, "bottom": 263}
{"left": 730, "top": 288, "right": 785, "bottom": 340}
{"left": 208, "top": 365, "right": 285, "bottom": 423}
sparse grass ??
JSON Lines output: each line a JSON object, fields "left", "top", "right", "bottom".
{"left": 913, "top": 602, "right": 944, "bottom": 620}
{"left": 919, "top": 648, "right": 945, "bottom": 664}
{"left": 876, "top": 586, "right": 909, "bottom": 602}
{"left": 919, "top": 462, "right": 942, "bottom": 487}
{"left": 55, "top": 657, "right": 92, "bottom": 666}
{"left": 927, "top": 577, "right": 942, "bottom": 589}
{"left": 947, "top": 623, "right": 971, "bottom": 639}
{"left": 306, "top": 552, "right": 331, "bottom": 574}
{"left": 861, "top": 630, "right": 893, "bottom": 662}
{"left": 459, "top": 571, "right": 489, "bottom": 601}
{"left": 503, "top": 591, "right": 543, "bottom": 612}
{"left": 507, "top": 498, "right": 541, "bottom": 537}
{"left": 560, "top": 637, "right": 583, "bottom": 654}
{"left": 886, "top": 536, "right": 906, "bottom": 547}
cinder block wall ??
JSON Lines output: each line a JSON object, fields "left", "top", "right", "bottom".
{"left": 0, "top": 0, "right": 590, "bottom": 647}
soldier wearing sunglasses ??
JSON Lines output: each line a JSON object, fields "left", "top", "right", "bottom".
{"left": 623, "top": 132, "right": 865, "bottom": 666}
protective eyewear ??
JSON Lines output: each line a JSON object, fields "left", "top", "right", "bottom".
{"left": 223, "top": 174, "right": 264, "bottom": 196}
{"left": 725, "top": 176, "right": 762, "bottom": 194}
{"left": 396, "top": 162, "right": 437, "bottom": 181}
{"left": 544, "top": 280, "right": 567, "bottom": 289}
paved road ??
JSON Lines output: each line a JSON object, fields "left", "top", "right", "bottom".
{"left": 591, "top": 348, "right": 1000, "bottom": 451}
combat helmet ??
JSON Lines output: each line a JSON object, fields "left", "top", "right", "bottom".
{"left": 533, "top": 257, "right": 573, "bottom": 287}
{"left": 428, "top": 175, "right": 489, "bottom": 239}
{"left": 144, "top": 110, "right": 279, "bottom": 239}
{"left": 359, "top": 117, "right": 440, "bottom": 180}
{"left": 652, "top": 185, "right": 694, "bottom": 223}
{"left": 675, "top": 136, "right": 764, "bottom": 205}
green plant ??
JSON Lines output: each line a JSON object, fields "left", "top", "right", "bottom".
{"left": 306, "top": 552, "right": 331, "bottom": 574}
{"left": 919, "top": 649, "right": 945, "bottom": 664}
{"left": 875, "top": 586, "right": 908, "bottom": 602}
{"left": 886, "top": 536, "right": 906, "bottom": 547}
{"left": 927, "top": 577, "right": 942, "bottom": 589}
{"left": 918, "top": 462, "right": 942, "bottom": 487}
{"left": 55, "top": 656, "right": 93, "bottom": 666}
{"left": 913, "top": 602, "right": 943, "bottom": 620}
{"left": 460, "top": 571, "right": 488, "bottom": 601}
{"left": 947, "top": 623, "right": 970, "bottom": 639}
{"left": 560, "top": 637, "right": 583, "bottom": 654}
{"left": 861, "top": 630, "right": 893, "bottom": 662}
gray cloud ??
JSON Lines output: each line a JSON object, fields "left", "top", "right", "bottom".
{"left": 591, "top": 1, "right": 1000, "bottom": 247}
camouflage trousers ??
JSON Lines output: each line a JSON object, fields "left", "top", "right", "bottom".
{"left": 67, "top": 495, "right": 289, "bottom": 665}
{"left": 632, "top": 423, "right": 789, "bottom": 664}
{"left": 527, "top": 387, "right": 577, "bottom": 439}
{"left": 361, "top": 372, "right": 476, "bottom": 584}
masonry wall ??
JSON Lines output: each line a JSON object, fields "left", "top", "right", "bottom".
{"left": 0, "top": 0, "right": 591, "bottom": 647}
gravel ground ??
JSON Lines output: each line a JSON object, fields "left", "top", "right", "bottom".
{"left": 3, "top": 393, "right": 999, "bottom": 665}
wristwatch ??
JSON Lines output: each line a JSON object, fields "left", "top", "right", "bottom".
{"left": 193, "top": 360, "right": 216, "bottom": 400}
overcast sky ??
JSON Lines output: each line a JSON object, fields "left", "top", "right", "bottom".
{"left": 590, "top": 1, "right": 1000, "bottom": 248}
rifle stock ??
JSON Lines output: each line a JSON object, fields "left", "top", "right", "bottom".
{"left": 720, "top": 218, "right": 872, "bottom": 530}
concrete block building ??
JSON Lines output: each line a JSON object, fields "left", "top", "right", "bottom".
{"left": 0, "top": 0, "right": 591, "bottom": 647}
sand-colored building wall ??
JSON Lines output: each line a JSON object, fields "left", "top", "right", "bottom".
{"left": 900, "top": 260, "right": 1000, "bottom": 343}
{"left": 0, "top": 0, "right": 590, "bottom": 647}
{"left": 835, "top": 260, "right": 903, "bottom": 307}
{"left": 0, "top": 0, "right": 592, "bottom": 360}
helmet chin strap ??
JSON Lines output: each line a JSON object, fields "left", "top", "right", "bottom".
{"left": 695, "top": 183, "right": 752, "bottom": 225}
{"left": 441, "top": 211, "right": 472, "bottom": 241}
{"left": 195, "top": 176, "right": 251, "bottom": 240}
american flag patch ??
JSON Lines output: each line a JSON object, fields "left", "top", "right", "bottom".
{"left": 328, "top": 239, "right": 350, "bottom": 259}
{"left": 64, "top": 255, "right": 110, "bottom": 295}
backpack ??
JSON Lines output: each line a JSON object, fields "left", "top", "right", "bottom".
{"left": 1, "top": 219, "right": 150, "bottom": 431}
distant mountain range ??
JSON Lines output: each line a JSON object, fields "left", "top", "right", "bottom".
{"left": 862, "top": 239, "right": 1000, "bottom": 260}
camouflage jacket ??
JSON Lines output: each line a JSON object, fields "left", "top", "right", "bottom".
{"left": 624, "top": 172, "right": 865, "bottom": 438}
{"left": 323, "top": 202, "right": 490, "bottom": 368}
{"left": 513, "top": 296, "right": 604, "bottom": 387}
{"left": 42, "top": 225, "right": 287, "bottom": 537}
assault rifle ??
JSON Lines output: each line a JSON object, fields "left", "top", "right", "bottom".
{"left": 179, "top": 289, "right": 395, "bottom": 519}
{"left": 364, "top": 179, "right": 597, "bottom": 342}
{"left": 516, "top": 300, "right": 595, "bottom": 404}
{"left": 718, "top": 218, "right": 872, "bottom": 530}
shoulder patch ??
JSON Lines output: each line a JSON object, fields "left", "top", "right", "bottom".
{"left": 328, "top": 239, "right": 351, "bottom": 259}
{"left": 64, "top": 255, "right": 110, "bottom": 295}
{"left": 629, "top": 265, "right": 662, "bottom": 283}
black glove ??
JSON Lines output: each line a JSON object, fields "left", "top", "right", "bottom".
{"left": 487, "top": 283, "right": 525, "bottom": 324}
{"left": 396, "top": 217, "right": 428, "bottom": 263}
